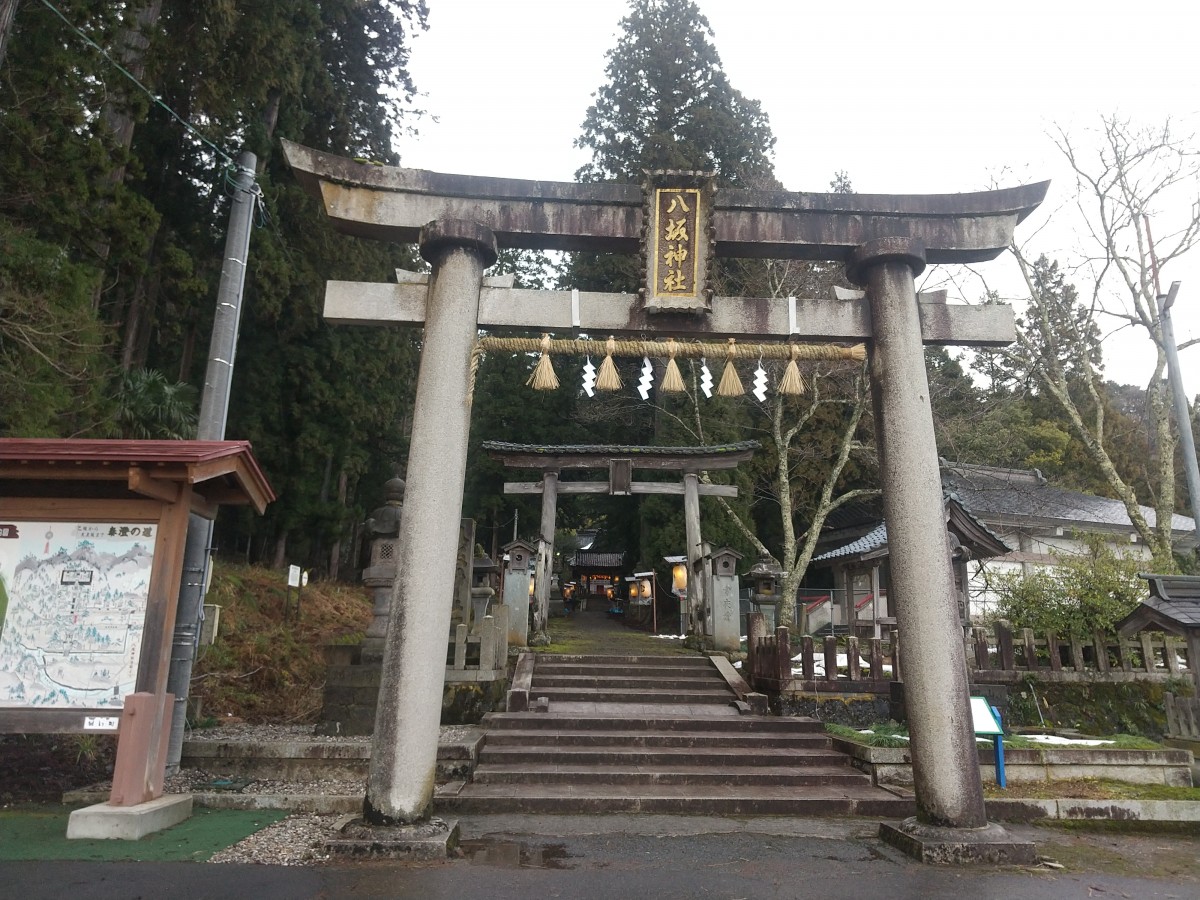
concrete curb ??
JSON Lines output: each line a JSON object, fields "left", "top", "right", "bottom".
{"left": 986, "top": 797, "right": 1200, "bottom": 823}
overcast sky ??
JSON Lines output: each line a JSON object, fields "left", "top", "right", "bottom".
{"left": 396, "top": 0, "right": 1200, "bottom": 393}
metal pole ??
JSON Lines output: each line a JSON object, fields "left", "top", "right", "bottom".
{"left": 1158, "top": 283, "right": 1200, "bottom": 539}
{"left": 164, "top": 150, "right": 257, "bottom": 771}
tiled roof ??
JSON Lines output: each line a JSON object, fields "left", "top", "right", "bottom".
{"left": 570, "top": 551, "right": 626, "bottom": 569}
{"left": 482, "top": 441, "right": 760, "bottom": 456}
{"left": 941, "top": 461, "right": 1195, "bottom": 536}
{"left": 813, "top": 522, "right": 888, "bottom": 561}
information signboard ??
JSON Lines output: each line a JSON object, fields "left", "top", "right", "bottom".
{"left": 0, "top": 521, "right": 156, "bottom": 709}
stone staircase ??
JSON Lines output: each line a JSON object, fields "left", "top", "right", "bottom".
{"left": 436, "top": 654, "right": 913, "bottom": 817}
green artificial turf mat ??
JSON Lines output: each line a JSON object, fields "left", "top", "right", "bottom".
{"left": 0, "top": 805, "right": 289, "bottom": 862}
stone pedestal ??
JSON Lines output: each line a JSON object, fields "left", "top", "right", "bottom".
{"left": 879, "top": 818, "right": 1035, "bottom": 865}
{"left": 325, "top": 816, "right": 460, "bottom": 860}
{"left": 67, "top": 795, "right": 193, "bottom": 841}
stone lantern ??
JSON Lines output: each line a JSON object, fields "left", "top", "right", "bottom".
{"left": 361, "top": 476, "right": 405, "bottom": 661}
{"left": 747, "top": 552, "right": 783, "bottom": 631}
{"left": 710, "top": 547, "right": 743, "bottom": 652}
{"left": 501, "top": 539, "right": 536, "bottom": 646}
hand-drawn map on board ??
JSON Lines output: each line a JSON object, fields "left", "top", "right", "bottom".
{"left": 0, "top": 522, "right": 156, "bottom": 709}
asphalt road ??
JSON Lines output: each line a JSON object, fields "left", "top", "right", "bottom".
{"left": 6, "top": 815, "right": 1199, "bottom": 900}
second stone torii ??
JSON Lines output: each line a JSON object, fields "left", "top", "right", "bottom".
{"left": 484, "top": 440, "right": 759, "bottom": 649}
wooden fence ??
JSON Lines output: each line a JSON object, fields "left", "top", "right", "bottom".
{"left": 968, "top": 621, "right": 1193, "bottom": 684}
{"left": 744, "top": 618, "right": 1194, "bottom": 694}
{"left": 1165, "top": 692, "right": 1200, "bottom": 739}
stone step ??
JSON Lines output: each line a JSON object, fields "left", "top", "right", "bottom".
{"left": 534, "top": 655, "right": 714, "bottom": 669}
{"left": 481, "top": 713, "right": 824, "bottom": 734}
{"left": 482, "top": 729, "right": 832, "bottom": 749}
{"left": 179, "top": 727, "right": 483, "bottom": 782}
{"left": 533, "top": 662, "right": 718, "bottom": 678}
{"left": 530, "top": 686, "right": 735, "bottom": 704}
{"left": 531, "top": 674, "right": 728, "bottom": 690}
{"left": 471, "top": 763, "right": 868, "bottom": 787}
{"left": 437, "top": 783, "right": 914, "bottom": 818}
{"left": 478, "top": 745, "right": 848, "bottom": 767}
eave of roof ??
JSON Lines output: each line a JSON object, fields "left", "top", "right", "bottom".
{"left": 0, "top": 439, "right": 275, "bottom": 514}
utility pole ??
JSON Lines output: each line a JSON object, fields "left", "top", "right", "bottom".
{"left": 165, "top": 150, "right": 258, "bottom": 770}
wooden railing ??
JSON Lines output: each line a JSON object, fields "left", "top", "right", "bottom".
{"left": 968, "top": 621, "right": 1193, "bottom": 684}
{"left": 1165, "top": 692, "right": 1200, "bottom": 739}
{"left": 745, "top": 613, "right": 899, "bottom": 693}
{"left": 744, "top": 617, "right": 1194, "bottom": 694}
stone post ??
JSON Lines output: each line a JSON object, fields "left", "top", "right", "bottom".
{"left": 682, "top": 471, "right": 707, "bottom": 637}
{"left": 534, "top": 470, "right": 559, "bottom": 631}
{"left": 848, "top": 237, "right": 986, "bottom": 830}
{"left": 363, "top": 220, "right": 496, "bottom": 825}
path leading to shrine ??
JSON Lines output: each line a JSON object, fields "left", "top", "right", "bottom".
{"left": 533, "top": 607, "right": 701, "bottom": 658}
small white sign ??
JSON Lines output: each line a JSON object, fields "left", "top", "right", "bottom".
{"left": 970, "top": 696, "right": 1003, "bottom": 735}
{"left": 84, "top": 716, "right": 119, "bottom": 731}
{"left": 287, "top": 564, "right": 301, "bottom": 587}
{"left": 301, "top": 570, "right": 309, "bottom": 587}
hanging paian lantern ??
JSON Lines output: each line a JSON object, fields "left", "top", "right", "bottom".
{"left": 640, "top": 578, "right": 653, "bottom": 600}
{"left": 672, "top": 562, "right": 687, "bottom": 593}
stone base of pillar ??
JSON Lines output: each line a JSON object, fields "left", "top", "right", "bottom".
{"left": 878, "top": 817, "right": 1036, "bottom": 865}
{"left": 325, "top": 816, "right": 459, "bottom": 860}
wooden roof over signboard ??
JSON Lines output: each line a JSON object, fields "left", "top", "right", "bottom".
{"left": 0, "top": 439, "right": 275, "bottom": 516}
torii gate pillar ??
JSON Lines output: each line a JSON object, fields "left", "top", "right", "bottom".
{"left": 850, "top": 238, "right": 987, "bottom": 832}
{"left": 363, "top": 220, "right": 496, "bottom": 825}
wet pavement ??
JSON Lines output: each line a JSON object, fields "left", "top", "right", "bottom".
{"left": 6, "top": 813, "right": 1199, "bottom": 899}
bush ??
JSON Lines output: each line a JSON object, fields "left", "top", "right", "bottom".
{"left": 993, "top": 533, "right": 1146, "bottom": 639}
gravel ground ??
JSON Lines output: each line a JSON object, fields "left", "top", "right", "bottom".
{"left": 206, "top": 813, "right": 347, "bottom": 866}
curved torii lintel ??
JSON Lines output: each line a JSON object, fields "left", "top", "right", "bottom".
{"left": 282, "top": 140, "right": 1048, "bottom": 265}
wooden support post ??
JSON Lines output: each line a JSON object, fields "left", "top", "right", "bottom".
{"left": 847, "top": 636, "right": 861, "bottom": 682}
{"left": 1118, "top": 636, "right": 1133, "bottom": 672}
{"left": 996, "top": 621, "right": 1015, "bottom": 671}
{"left": 1070, "top": 636, "right": 1086, "bottom": 672}
{"left": 775, "top": 626, "right": 791, "bottom": 684}
{"left": 973, "top": 627, "right": 990, "bottom": 670}
{"left": 824, "top": 635, "right": 838, "bottom": 682}
{"left": 108, "top": 692, "right": 173, "bottom": 807}
{"left": 870, "top": 638, "right": 884, "bottom": 681}
{"left": 801, "top": 635, "right": 815, "bottom": 680}
{"left": 1139, "top": 633, "right": 1156, "bottom": 673}
{"left": 1093, "top": 631, "right": 1111, "bottom": 673}
{"left": 890, "top": 628, "right": 902, "bottom": 683}
{"left": 1046, "top": 631, "right": 1061, "bottom": 672}
{"left": 1022, "top": 628, "right": 1039, "bottom": 670}
{"left": 1165, "top": 637, "right": 1180, "bottom": 675}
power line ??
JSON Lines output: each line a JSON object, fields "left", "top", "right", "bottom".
{"left": 36, "top": 0, "right": 235, "bottom": 167}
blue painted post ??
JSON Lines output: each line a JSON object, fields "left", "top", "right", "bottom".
{"left": 992, "top": 705, "right": 1006, "bottom": 789}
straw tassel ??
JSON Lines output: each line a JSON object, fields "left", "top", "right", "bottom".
{"left": 660, "top": 338, "right": 686, "bottom": 393}
{"left": 596, "top": 336, "right": 623, "bottom": 391}
{"left": 778, "top": 343, "right": 807, "bottom": 395}
{"left": 717, "top": 338, "right": 744, "bottom": 397}
{"left": 526, "top": 333, "right": 560, "bottom": 390}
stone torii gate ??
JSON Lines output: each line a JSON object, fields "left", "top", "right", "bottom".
{"left": 284, "top": 140, "right": 1046, "bottom": 858}
{"left": 483, "top": 440, "right": 759, "bottom": 647}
